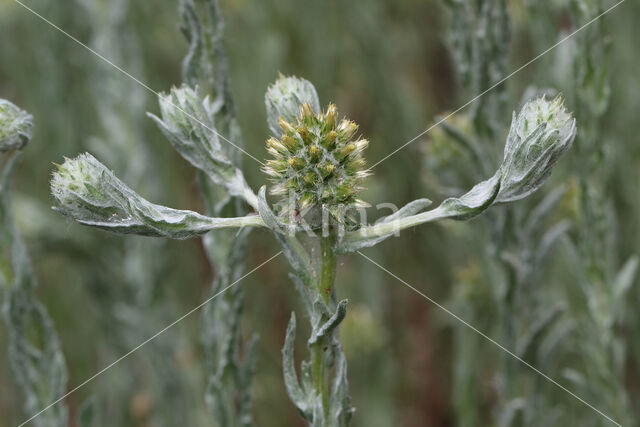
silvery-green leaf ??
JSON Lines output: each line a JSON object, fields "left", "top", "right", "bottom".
{"left": 498, "top": 398, "right": 526, "bottom": 427}
{"left": 561, "top": 368, "right": 586, "bottom": 389}
{"left": 256, "top": 185, "right": 288, "bottom": 232}
{"left": 239, "top": 332, "right": 260, "bottom": 389}
{"left": 329, "top": 344, "right": 354, "bottom": 426}
{"left": 613, "top": 255, "right": 639, "bottom": 301}
{"left": 2, "top": 124, "right": 68, "bottom": 427}
{"left": 500, "top": 250, "right": 526, "bottom": 282}
{"left": 337, "top": 175, "right": 500, "bottom": 253}
{"left": 437, "top": 174, "right": 501, "bottom": 220}
{"left": 179, "top": 0, "right": 205, "bottom": 89}
{"left": 257, "top": 186, "right": 313, "bottom": 280}
{"left": 1, "top": 156, "right": 23, "bottom": 290}
{"left": 179, "top": 0, "right": 246, "bottom": 167}
{"left": 308, "top": 300, "right": 348, "bottom": 345}
{"left": 282, "top": 313, "right": 312, "bottom": 420}
{"left": 334, "top": 232, "right": 395, "bottom": 255}
{"left": 290, "top": 273, "right": 314, "bottom": 314}
{"left": 523, "top": 185, "right": 567, "bottom": 235}
{"left": 515, "top": 304, "right": 564, "bottom": 360}
{"left": 201, "top": 225, "right": 250, "bottom": 374}
{"left": 77, "top": 397, "right": 97, "bottom": 427}
{"left": 179, "top": 0, "right": 236, "bottom": 123}
{"left": 439, "top": 120, "right": 489, "bottom": 176}
{"left": 237, "top": 333, "right": 259, "bottom": 427}
{"left": 534, "top": 221, "right": 571, "bottom": 268}
{"left": 539, "top": 320, "right": 574, "bottom": 365}
{"left": 265, "top": 75, "right": 321, "bottom": 137}
{"left": 51, "top": 153, "right": 264, "bottom": 238}
{"left": 6, "top": 289, "right": 69, "bottom": 427}
{"left": 300, "top": 360, "right": 315, "bottom": 400}
{"left": 148, "top": 85, "right": 258, "bottom": 209}
{"left": 446, "top": 0, "right": 509, "bottom": 126}
{"left": 310, "top": 400, "right": 326, "bottom": 427}
{"left": 216, "top": 297, "right": 239, "bottom": 374}
{"left": 205, "top": 377, "right": 231, "bottom": 426}
{"left": 378, "top": 198, "right": 432, "bottom": 223}
{"left": 0, "top": 99, "right": 33, "bottom": 152}
{"left": 311, "top": 298, "right": 332, "bottom": 328}
{"left": 177, "top": 3, "right": 258, "bottom": 423}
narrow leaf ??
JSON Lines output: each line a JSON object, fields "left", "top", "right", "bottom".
{"left": 613, "top": 255, "right": 639, "bottom": 301}
{"left": 257, "top": 186, "right": 313, "bottom": 280}
{"left": 282, "top": 312, "right": 311, "bottom": 419}
{"left": 378, "top": 198, "right": 433, "bottom": 224}
{"left": 148, "top": 86, "right": 258, "bottom": 209}
{"left": 309, "top": 300, "right": 348, "bottom": 345}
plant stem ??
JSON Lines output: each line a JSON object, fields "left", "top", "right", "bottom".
{"left": 311, "top": 233, "right": 338, "bottom": 422}
{"left": 501, "top": 263, "right": 517, "bottom": 396}
{"left": 311, "top": 342, "right": 328, "bottom": 421}
{"left": 319, "top": 234, "right": 337, "bottom": 305}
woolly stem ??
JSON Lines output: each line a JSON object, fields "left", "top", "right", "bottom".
{"left": 319, "top": 234, "right": 337, "bottom": 305}
{"left": 311, "top": 233, "right": 338, "bottom": 421}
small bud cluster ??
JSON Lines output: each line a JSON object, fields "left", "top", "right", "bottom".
{"left": 513, "top": 95, "right": 574, "bottom": 146}
{"left": 263, "top": 103, "right": 369, "bottom": 222}
{"left": 50, "top": 153, "right": 244, "bottom": 238}
{"left": 50, "top": 153, "right": 115, "bottom": 218}
{"left": 0, "top": 99, "right": 33, "bottom": 152}
{"left": 497, "top": 96, "right": 576, "bottom": 203}
{"left": 265, "top": 75, "right": 321, "bottom": 138}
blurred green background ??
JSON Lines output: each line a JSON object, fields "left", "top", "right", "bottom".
{"left": 1, "top": 0, "right": 639, "bottom": 426}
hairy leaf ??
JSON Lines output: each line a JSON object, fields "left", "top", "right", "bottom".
{"left": 282, "top": 313, "right": 312, "bottom": 420}
{"left": 51, "top": 153, "right": 264, "bottom": 238}
{"left": 148, "top": 85, "right": 258, "bottom": 209}
{"left": 308, "top": 300, "right": 348, "bottom": 345}
{"left": 257, "top": 186, "right": 313, "bottom": 281}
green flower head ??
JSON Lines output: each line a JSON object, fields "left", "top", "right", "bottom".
{"left": 497, "top": 96, "right": 576, "bottom": 203}
{"left": 263, "top": 103, "right": 370, "bottom": 222}
{"left": 50, "top": 153, "right": 118, "bottom": 219}
{"left": 0, "top": 99, "right": 33, "bottom": 152}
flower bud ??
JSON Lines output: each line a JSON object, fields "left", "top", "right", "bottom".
{"left": 322, "top": 130, "right": 338, "bottom": 149}
{"left": 437, "top": 96, "right": 576, "bottom": 221}
{"left": 0, "top": 99, "right": 33, "bottom": 152}
{"left": 266, "top": 137, "right": 288, "bottom": 155}
{"left": 50, "top": 153, "right": 247, "bottom": 238}
{"left": 265, "top": 75, "right": 321, "bottom": 138}
{"left": 149, "top": 85, "right": 258, "bottom": 210}
{"left": 496, "top": 96, "right": 576, "bottom": 203}
{"left": 323, "top": 104, "right": 337, "bottom": 130}
{"left": 149, "top": 85, "right": 233, "bottom": 178}
{"left": 308, "top": 145, "right": 322, "bottom": 163}
{"left": 337, "top": 120, "right": 358, "bottom": 140}
{"left": 51, "top": 153, "right": 133, "bottom": 222}
{"left": 263, "top": 101, "right": 369, "bottom": 224}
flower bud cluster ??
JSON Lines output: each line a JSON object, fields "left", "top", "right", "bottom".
{"left": 263, "top": 103, "right": 369, "bottom": 221}
{"left": 0, "top": 99, "right": 33, "bottom": 152}
{"left": 50, "top": 153, "right": 121, "bottom": 220}
{"left": 497, "top": 96, "right": 576, "bottom": 203}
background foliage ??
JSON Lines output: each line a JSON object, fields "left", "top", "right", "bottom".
{"left": 1, "top": 0, "right": 639, "bottom": 426}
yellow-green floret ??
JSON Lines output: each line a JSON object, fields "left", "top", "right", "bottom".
{"left": 263, "top": 103, "right": 370, "bottom": 222}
